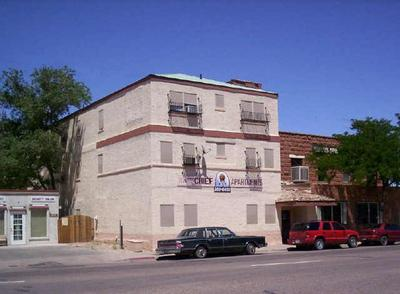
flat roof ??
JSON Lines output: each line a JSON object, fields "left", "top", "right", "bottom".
{"left": 61, "top": 73, "right": 278, "bottom": 122}
{"left": 155, "top": 73, "right": 276, "bottom": 94}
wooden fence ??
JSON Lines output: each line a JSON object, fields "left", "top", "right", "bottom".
{"left": 58, "top": 215, "right": 94, "bottom": 243}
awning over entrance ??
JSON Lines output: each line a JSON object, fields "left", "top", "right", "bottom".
{"left": 276, "top": 187, "right": 337, "bottom": 207}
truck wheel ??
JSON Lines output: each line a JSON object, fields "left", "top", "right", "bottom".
{"left": 245, "top": 243, "right": 256, "bottom": 255}
{"left": 314, "top": 238, "right": 325, "bottom": 250}
{"left": 194, "top": 246, "right": 208, "bottom": 258}
{"left": 379, "top": 236, "right": 388, "bottom": 246}
{"left": 348, "top": 236, "right": 358, "bottom": 248}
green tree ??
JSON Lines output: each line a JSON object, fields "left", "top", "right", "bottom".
{"left": 0, "top": 66, "right": 91, "bottom": 189}
{"left": 308, "top": 116, "right": 400, "bottom": 219}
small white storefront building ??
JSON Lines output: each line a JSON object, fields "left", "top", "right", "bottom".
{"left": 0, "top": 190, "right": 59, "bottom": 246}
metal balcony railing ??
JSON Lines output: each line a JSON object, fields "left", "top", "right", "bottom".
{"left": 169, "top": 102, "right": 202, "bottom": 115}
{"left": 246, "top": 157, "right": 261, "bottom": 169}
{"left": 241, "top": 110, "right": 267, "bottom": 122}
{"left": 183, "top": 155, "right": 198, "bottom": 166}
{"left": 291, "top": 166, "right": 309, "bottom": 182}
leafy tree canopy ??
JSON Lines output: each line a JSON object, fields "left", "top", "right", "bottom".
{"left": 308, "top": 116, "right": 400, "bottom": 188}
{"left": 0, "top": 66, "right": 91, "bottom": 189}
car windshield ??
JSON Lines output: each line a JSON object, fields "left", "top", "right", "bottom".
{"left": 292, "top": 222, "right": 320, "bottom": 231}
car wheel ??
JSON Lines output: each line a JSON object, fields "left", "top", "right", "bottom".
{"left": 380, "top": 236, "right": 388, "bottom": 246}
{"left": 314, "top": 238, "right": 325, "bottom": 250}
{"left": 245, "top": 243, "right": 256, "bottom": 255}
{"left": 348, "top": 236, "right": 358, "bottom": 248}
{"left": 194, "top": 246, "right": 208, "bottom": 258}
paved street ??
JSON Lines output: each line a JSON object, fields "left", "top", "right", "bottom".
{"left": 0, "top": 245, "right": 399, "bottom": 294}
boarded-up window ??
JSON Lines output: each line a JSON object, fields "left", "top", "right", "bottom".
{"left": 170, "top": 91, "right": 184, "bottom": 105}
{"left": 216, "top": 143, "right": 225, "bottom": 157}
{"left": 246, "top": 147, "right": 256, "bottom": 167}
{"left": 215, "top": 94, "right": 224, "bottom": 108}
{"left": 183, "top": 143, "right": 195, "bottom": 157}
{"left": 184, "top": 93, "right": 197, "bottom": 105}
{"left": 241, "top": 101, "right": 252, "bottom": 112}
{"left": 184, "top": 204, "right": 198, "bottom": 226}
{"left": 247, "top": 204, "right": 258, "bottom": 224}
{"left": 98, "top": 154, "right": 103, "bottom": 174}
{"left": 264, "top": 149, "right": 274, "bottom": 168}
{"left": 265, "top": 204, "right": 276, "bottom": 224}
{"left": 160, "top": 205, "right": 174, "bottom": 227}
{"left": 160, "top": 141, "right": 173, "bottom": 163}
{"left": 98, "top": 109, "right": 104, "bottom": 131}
{"left": 31, "top": 209, "right": 47, "bottom": 237}
{"left": 253, "top": 102, "right": 264, "bottom": 113}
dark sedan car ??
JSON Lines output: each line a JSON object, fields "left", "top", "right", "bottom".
{"left": 156, "top": 227, "right": 267, "bottom": 258}
{"left": 359, "top": 223, "right": 400, "bottom": 246}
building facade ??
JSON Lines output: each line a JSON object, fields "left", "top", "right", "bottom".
{"left": 61, "top": 74, "right": 282, "bottom": 249}
{"left": 0, "top": 190, "right": 59, "bottom": 246}
{"left": 278, "top": 131, "right": 400, "bottom": 243}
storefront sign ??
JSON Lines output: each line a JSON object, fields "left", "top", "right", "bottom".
{"left": 31, "top": 196, "right": 56, "bottom": 203}
{"left": 49, "top": 213, "right": 59, "bottom": 217}
{"left": 178, "top": 171, "right": 263, "bottom": 191}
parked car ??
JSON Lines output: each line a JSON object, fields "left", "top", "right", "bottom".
{"left": 288, "top": 221, "right": 359, "bottom": 250}
{"left": 156, "top": 227, "right": 266, "bottom": 258}
{"left": 359, "top": 223, "right": 400, "bottom": 246}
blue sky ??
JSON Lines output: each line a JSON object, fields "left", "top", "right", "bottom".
{"left": 1, "top": 0, "right": 399, "bottom": 136}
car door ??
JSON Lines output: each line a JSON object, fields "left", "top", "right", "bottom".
{"left": 322, "top": 222, "right": 335, "bottom": 245}
{"left": 218, "top": 228, "right": 242, "bottom": 253}
{"left": 332, "top": 222, "right": 346, "bottom": 244}
{"left": 205, "top": 228, "right": 224, "bottom": 254}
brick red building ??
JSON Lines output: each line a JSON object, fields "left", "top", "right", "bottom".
{"left": 277, "top": 131, "right": 400, "bottom": 243}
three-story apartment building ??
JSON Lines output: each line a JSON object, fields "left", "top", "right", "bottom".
{"left": 60, "top": 74, "right": 282, "bottom": 249}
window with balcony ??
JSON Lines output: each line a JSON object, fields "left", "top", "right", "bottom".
{"left": 240, "top": 101, "right": 267, "bottom": 122}
{"left": 245, "top": 148, "right": 261, "bottom": 169}
{"left": 169, "top": 91, "right": 201, "bottom": 114}
{"left": 182, "top": 143, "right": 197, "bottom": 165}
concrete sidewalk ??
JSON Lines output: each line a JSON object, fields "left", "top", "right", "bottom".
{"left": 0, "top": 242, "right": 292, "bottom": 270}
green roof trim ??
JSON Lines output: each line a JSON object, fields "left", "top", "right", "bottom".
{"left": 154, "top": 73, "right": 277, "bottom": 94}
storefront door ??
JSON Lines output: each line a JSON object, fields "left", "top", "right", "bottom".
{"left": 10, "top": 213, "right": 26, "bottom": 245}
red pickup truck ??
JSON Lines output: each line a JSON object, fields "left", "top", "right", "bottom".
{"left": 288, "top": 221, "right": 359, "bottom": 250}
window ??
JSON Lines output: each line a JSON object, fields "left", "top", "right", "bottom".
{"left": 160, "top": 141, "right": 173, "bottom": 163}
{"left": 183, "top": 143, "right": 196, "bottom": 165}
{"left": 245, "top": 148, "right": 258, "bottom": 168}
{"left": 217, "top": 228, "right": 235, "bottom": 237}
{"left": 160, "top": 205, "right": 174, "bottom": 227}
{"left": 265, "top": 204, "right": 276, "bottom": 224}
{"left": 179, "top": 228, "right": 205, "bottom": 238}
{"left": 206, "top": 228, "right": 219, "bottom": 238}
{"left": 31, "top": 209, "right": 47, "bottom": 237}
{"left": 241, "top": 101, "right": 266, "bottom": 121}
{"left": 320, "top": 202, "right": 347, "bottom": 224}
{"left": 169, "top": 91, "right": 198, "bottom": 113}
{"left": 215, "top": 94, "right": 224, "bottom": 109}
{"left": 246, "top": 204, "right": 258, "bottom": 224}
{"left": 357, "top": 203, "right": 378, "bottom": 225}
{"left": 264, "top": 149, "right": 274, "bottom": 168}
{"left": 184, "top": 204, "right": 198, "bottom": 227}
{"left": 343, "top": 173, "right": 351, "bottom": 183}
{"left": 98, "top": 109, "right": 104, "bottom": 132}
{"left": 332, "top": 222, "right": 345, "bottom": 230}
{"left": 98, "top": 154, "right": 103, "bottom": 174}
{"left": 323, "top": 223, "right": 331, "bottom": 230}
{"left": 0, "top": 210, "right": 4, "bottom": 235}
{"left": 216, "top": 143, "right": 225, "bottom": 157}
